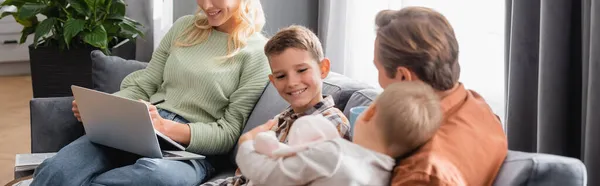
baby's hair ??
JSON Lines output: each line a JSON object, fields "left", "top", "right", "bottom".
{"left": 374, "top": 81, "right": 442, "bottom": 157}
{"left": 263, "top": 25, "right": 324, "bottom": 64}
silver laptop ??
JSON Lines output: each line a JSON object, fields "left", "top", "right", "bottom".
{"left": 71, "top": 85, "right": 204, "bottom": 160}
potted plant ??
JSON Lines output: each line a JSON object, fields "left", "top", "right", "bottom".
{"left": 0, "top": 0, "right": 144, "bottom": 98}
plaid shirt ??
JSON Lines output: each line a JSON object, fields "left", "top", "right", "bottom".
{"left": 201, "top": 95, "right": 350, "bottom": 186}
{"left": 272, "top": 95, "right": 351, "bottom": 142}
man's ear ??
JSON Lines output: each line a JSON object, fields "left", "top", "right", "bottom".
{"left": 396, "top": 66, "right": 418, "bottom": 81}
{"left": 319, "top": 58, "right": 331, "bottom": 79}
{"left": 268, "top": 74, "right": 275, "bottom": 84}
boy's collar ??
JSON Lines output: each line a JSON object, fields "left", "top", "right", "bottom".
{"left": 280, "top": 95, "right": 335, "bottom": 119}
{"left": 302, "top": 95, "right": 335, "bottom": 115}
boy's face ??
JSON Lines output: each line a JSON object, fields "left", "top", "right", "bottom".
{"left": 268, "top": 48, "right": 330, "bottom": 113}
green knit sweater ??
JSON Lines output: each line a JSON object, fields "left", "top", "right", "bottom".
{"left": 113, "top": 15, "right": 270, "bottom": 155}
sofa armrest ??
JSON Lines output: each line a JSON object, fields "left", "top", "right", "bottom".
{"left": 493, "top": 150, "right": 587, "bottom": 186}
{"left": 30, "top": 96, "right": 84, "bottom": 153}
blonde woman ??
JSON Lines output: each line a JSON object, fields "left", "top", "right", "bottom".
{"left": 31, "top": 0, "right": 269, "bottom": 185}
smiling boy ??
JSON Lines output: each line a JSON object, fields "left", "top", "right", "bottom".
{"left": 201, "top": 25, "right": 350, "bottom": 186}
{"left": 264, "top": 25, "right": 351, "bottom": 143}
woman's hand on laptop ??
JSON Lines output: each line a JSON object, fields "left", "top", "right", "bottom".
{"left": 140, "top": 100, "right": 192, "bottom": 145}
{"left": 72, "top": 100, "right": 81, "bottom": 122}
{"left": 140, "top": 100, "right": 168, "bottom": 132}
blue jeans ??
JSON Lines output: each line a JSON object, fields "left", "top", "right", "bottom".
{"left": 31, "top": 109, "right": 215, "bottom": 186}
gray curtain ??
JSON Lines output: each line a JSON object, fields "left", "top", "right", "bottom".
{"left": 172, "top": 0, "right": 320, "bottom": 38}
{"left": 123, "top": 0, "right": 154, "bottom": 62}
{"left": 317, "top": 0, "right": 348, "bottom": 74}
{"left": 505, "top": 0, "right": 600, "bottom": 185}
{"left": 260, "top": 0, "right": 319, "bottom": 37}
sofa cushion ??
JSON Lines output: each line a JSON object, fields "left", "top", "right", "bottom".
{"left": 342, "top": 89, "right": 381, "bottom": 118}
{"left": 242, "top": 72, "right": 374, "bottom": 136}
{"left": 243, "top": 83, "right": 289, "bottom": 135}
{"left": 228, "top": 83, "right": 287, "bottom": 163}
{"left": 493, "top": 150, "right": 587, "bottom": 186}
{"left": 322, "top": 72, "right": 373, "bottom": 111}
{"left": 230, "top": 72, "right": 375, "bottom": 164}
{"left": 90, "top": 50, "right": 148, "bottom": 93}
{"left": 30, "top": 97, "right": 83, "bottom": 153}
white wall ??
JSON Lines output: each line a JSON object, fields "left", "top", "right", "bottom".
{"left": 401, "top": 0, "right": 506, "bottom": 123}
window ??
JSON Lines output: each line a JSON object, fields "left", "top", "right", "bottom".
{"left": 323, "top": 0, "right": 506, "bottom": 123}
{"left": 153, "top": 0, "right": 173, "bottom": 50}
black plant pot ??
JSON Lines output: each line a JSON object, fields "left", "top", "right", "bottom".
{"left": 29, "top": 41, "right": 136, "bottom": 98}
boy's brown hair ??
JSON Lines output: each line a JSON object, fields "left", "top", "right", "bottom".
{"left": 374, "top": 81, "right": 442, "bottom": 157}
{"left": 264, "top": 25, "right": 324, "bottom": 64}
{"left": 375, "top": 7, "right": 460, "bottom": 91}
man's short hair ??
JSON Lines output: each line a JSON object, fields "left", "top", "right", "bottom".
{"left": 375, "top": 81, "right": 442, "bottom": 157}
{"left": 375, "top": 7, "right": 460, "bottom": 91}
{"left": 264, "top": 25, "right": 324, "bottom": 63}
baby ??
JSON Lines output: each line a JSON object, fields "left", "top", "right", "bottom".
{"left": 254, "top": 115, "right": 341, "bottom": 159}
{"left": 236, "top": 81, "right": 443, "bottom": 185}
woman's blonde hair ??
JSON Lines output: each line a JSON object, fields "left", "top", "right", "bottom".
{"left": 176, "top": 0, "right": 265, "bottom": 59}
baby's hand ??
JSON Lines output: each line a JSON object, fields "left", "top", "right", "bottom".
{"left": 239, "top": 119, "right": 277, "bottom": 146}
{"left": 254, "top": 131, "right": 282, "bottom": 158}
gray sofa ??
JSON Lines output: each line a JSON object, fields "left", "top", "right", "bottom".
{"left": 21, "top": 51, "right": 587, "bottom": 185}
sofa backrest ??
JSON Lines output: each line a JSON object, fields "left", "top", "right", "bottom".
{"left": 230, "top": 72, "right": 379, "bottom": 164}
{"left": 91, "top": 50, "right": 148, "bottom": 93}
{"left": 242, "top": 72, "right": 375, "bottom": 135}
{"left": 91, "top": 50, "right": 379, "bottom": 130}
{"left": 342, "top": 89, "right": 381, "bottom": 117}
{"left": 90, "top": 50, "right": 381, "bottom": 163}
{"left": 32, "top": 51, "right": 589, "bottom": 184}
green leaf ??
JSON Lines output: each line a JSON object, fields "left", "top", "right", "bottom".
{"left": 34, "top": 17, "right": 56, "bottom": 47}
{"left": 0, "top": 0, "right": 14, "bottom": 6}
{"left": 124, "top": 16, "right": 142, "bottom": 26}
{"left": 40, "top": 5, "right": 59, "bottom": 18}
{"left": 120, "top": 17, "right": 144, "bottom": 38}
{"left": 1, "top": 4, "right": 18, "bottom": 18}
{"left": 55, "top": 0, "right": 68, "bottom": 6}
{"left": 102, "top": 0, "right": 111, "bottom": 15}
{"left": 1, "top": 11, "right": 14, "bottom": 19}
{"left": 117, "top": 32, "right": 133, "bottom": 41}
{"left": 63, "top": 18, "right": 85, "bottom": 46}
{"left": 65, "top": 6, "right": 82, "bottom": 19}
{"left": 13, "top": 14, "right": 37, "bottom": 27}
{"left": 67, "top": 0, "right": 88, "bottom": 15}
{"left": 19, "top": 25, "right": 35, "bottom": 44}
{"left": 1, "top": 0, "right": 33, "bottom": 7}
{"left": 84, "top": 0, "right": 103, "bottom": 13}
{"left": 83, "top": 0, "right": 93, "bottom": 12}
{"left": 83, "top": 25, "right": 107, "bottom": 49}
{"left": 102, "top": 21, "right": 118, "bottom": 34}
{"left": 118, "top": 21, "right": 143, "bottom": 39}
{"left": 106, "top": 14, "right": 122, "bottom": 20}
{"left": 107, "top": 35, "right": 117, "bottom": 45}
{"left": 17, "top": 3, "right": 46, "bottom": 20}
{"left": 107, "top": 0, "right": 124, "bottom": 19}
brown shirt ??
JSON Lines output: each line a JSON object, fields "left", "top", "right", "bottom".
{"left": 392, "top": 83, "right": 508, "bottom": 186}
